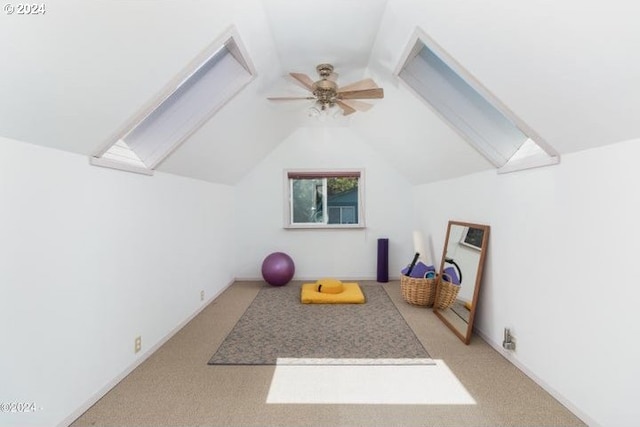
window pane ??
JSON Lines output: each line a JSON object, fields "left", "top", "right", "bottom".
{"left": 328, "top": 207, "right": 340, "bottom": 224}
{"left": 327, "top": 177, "right": 358, "bottom": 224}
{"left": 292, "top": 179, "right": 324, "bottom": 223}
{"left": 398, "top": 38, "right": 550, "bottom": 168}
{"left": 95, "top": 31, "right": 255, "bottom": 174}
{"left": 342, "top": 206, "right": 356, "bottom": 224}
{"left": 328, "top": 206, "right": 357, "bottom": 224}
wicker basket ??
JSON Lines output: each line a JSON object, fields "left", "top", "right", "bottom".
{"left": 400, "top": 274, "right": 436, "bottom": 307}
{"left": 435, "top": 275, "right": 461, "bottom": 310}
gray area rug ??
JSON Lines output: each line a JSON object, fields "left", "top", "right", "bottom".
{"left": 208, "top": 283, "right": 430, "bottom": 365}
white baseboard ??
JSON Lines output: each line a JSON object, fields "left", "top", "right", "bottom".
{"left": 59, "top": 279, "right": 235, "bottom": 427}
{"left": 233, "top": 276, "right": 396, "bottom": 282}
{"left": 474, "top": 327, "right": 599, "bottom": 427}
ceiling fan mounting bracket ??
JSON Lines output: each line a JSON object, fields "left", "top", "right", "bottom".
{"left": 316, "top": 63, "right": 334, "bottom": 78}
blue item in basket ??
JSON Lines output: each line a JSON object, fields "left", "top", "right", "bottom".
{"left": 401, "top": 261, "right": 435, "bottom": 278}
{"left": 443, "top": 266, "right": 461, "bottom": 285}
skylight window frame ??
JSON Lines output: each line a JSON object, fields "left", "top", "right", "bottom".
{"left": 394, "top": 28, "right": 559, "bottom": 174}
{"left": 91, "top": 26, "right": 256, "bottom": 175}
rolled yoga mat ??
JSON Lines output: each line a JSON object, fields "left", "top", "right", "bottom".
{"left": 377, "top": 238, "right": 389, "bottom": 282}
{"left": 412, "top": 230, "right": 429, "bottom": 263}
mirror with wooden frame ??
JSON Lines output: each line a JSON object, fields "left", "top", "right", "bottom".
{"left": 434, "top": 221, "right": 490, "bottom": 344}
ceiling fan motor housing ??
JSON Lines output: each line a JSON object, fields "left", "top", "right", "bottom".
{"left": 312, "top": 79, "right": 338, "bottom": 105}
{"left": 313, "top": 64, "right": 338, "bottom": 107}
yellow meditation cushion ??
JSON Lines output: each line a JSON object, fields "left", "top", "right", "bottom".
{"left": 301, "top": 282, "right": 365, "bottom": 304}
{"left": 315, "top": 278, "right": 344, "bottom": 294}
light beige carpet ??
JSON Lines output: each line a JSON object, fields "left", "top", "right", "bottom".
{"left": 70, "top": 280, "right": 587, "bottom": 427}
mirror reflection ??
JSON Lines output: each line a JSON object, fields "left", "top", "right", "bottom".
{"left": 434, "top": 221, "right": 490, "bottom": 344}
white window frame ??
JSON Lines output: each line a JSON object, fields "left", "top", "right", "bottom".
{"left": 395, "top": 27, "right": 559, "bottom": 173}
{"left": 283, "top": 169, "right": 366, "bottom": 229}
{"left": 91, "top": 26, "right": 255, "bottom": 175}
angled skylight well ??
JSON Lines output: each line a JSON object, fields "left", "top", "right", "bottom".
{"left": 91, "top": 26, "right": 256, "bottom": 175}
{"left": 395, "top": 28, "right": 559, "bottom": 174}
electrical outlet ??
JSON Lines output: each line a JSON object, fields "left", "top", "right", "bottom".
{"left": 134, "top": 336, "right": 142, "bottom": 354}
{"left": 200, "top": 290, "right": 205, "bottom": 301}
{"left": 503, "top": 328, "right": 516, "bottom": 351}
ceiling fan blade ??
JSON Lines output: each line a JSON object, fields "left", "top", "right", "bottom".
{"left": 337, "top": 88, "right": 384, "bottom": 100}
{"left": 335, "top": 100, "right": 356, "bottom": 116}
{"left": 289, "top": 72, "right": 315, "bottom": 91}
{"left": 267, "top": 96, "right": 316, "bottom": 101}
{"left": 338, "top": 78, "right": 378, "bottom": 92}
{"left": 340, "top": 99, "right": 373, "bottom": 112}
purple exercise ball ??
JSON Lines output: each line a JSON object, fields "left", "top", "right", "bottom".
{"left": 261, "top": 252, "right": 295, "bottom": 286}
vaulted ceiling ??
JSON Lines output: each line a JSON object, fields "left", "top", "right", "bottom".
{"left": 1, "top": 0, "right": 638, "bottom": 185}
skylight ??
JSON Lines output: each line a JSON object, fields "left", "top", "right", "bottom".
{"left": 396, "top": 29, "right": 559, "bottom": 173}
{"left": 91, "top": 27, "right": 255, "bottom": 175}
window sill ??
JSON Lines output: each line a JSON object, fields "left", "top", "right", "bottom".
{"left": 284, "top": 224, "right": 366, "bottom": 230}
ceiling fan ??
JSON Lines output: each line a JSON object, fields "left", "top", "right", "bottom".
{"left": 267, "top": 63, "right": 384, "bottom": 116}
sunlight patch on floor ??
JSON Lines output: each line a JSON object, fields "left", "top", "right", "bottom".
{"left": 266, "top": 359, "right": 476, "bottom": 405}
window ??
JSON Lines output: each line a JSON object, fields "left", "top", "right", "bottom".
{"left": 91, "top": 26, "right": 255, "bottom": 175}
{"left": 396, "top": 28, "right": 559, "bottom": 173}
{"left": 285, "top": 170, "right": 365, "bottom": 228}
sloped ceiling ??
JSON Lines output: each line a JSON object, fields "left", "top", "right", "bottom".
{"left": 1, "top": 0, "right": 638, "bottom": 185}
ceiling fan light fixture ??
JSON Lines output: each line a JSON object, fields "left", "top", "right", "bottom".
{"left": 307, "top": 101, "right": 342, "bottom": 119}
{"left": 268, "top": 63, "right": 384, "bottom": 118}
{"left": 328, "top": 103, "right": 343, "bottom": 118}
{"left": 307, "top": 106, "right": 321, "bottom": 118}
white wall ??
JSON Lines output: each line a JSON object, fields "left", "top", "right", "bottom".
{"left": 413, "top": 138, "right": 640, "bottom": 427}
{"left": 0, "top": 136, "right": 235, "bottom": 427}
{"left": 6, "top": 126, "right": 637, "bottom": 427}
{"left": 234, "top": 126, "right": 416, "bottom": 281}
